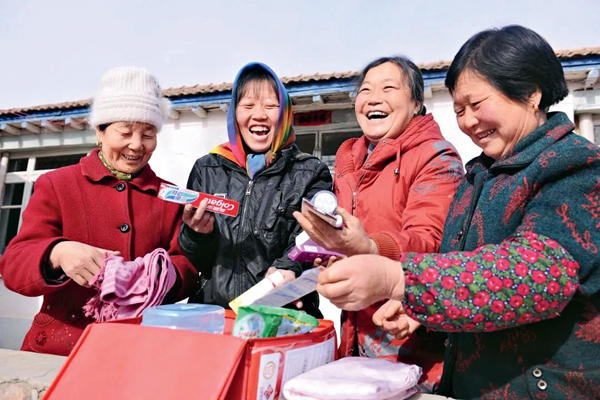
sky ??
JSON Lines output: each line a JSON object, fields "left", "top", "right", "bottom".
{"left": 0, "top": 0, "right": 598, "bottom": 110}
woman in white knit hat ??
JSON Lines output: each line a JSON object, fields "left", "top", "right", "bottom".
{"left": 0, "top": 67, "right": 198, "bottom": 356}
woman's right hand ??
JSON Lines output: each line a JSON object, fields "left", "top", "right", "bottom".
{"left": 294, "top": 207, "right": 376, "bottom": 256}
{"left": 373, "top": 299, "right": 421, "bottom": 340}
{"left": 182, "top": 198, "right": 215, "bottom": 234}
{"left": 317, "top": 254, "right": 405, "bottom": 311}
{"left": 49, "top": 241, "right": 120, "bottom": 287}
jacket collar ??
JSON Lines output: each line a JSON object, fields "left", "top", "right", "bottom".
{"left": 466, "top": 112, "right": 575, "bottom": 179}
{"left": 217, "top": 144, "right": 301, "bottom": 177}
{"left": 337, "top": 114, "right": 445, "bottom": 174}
{"left": 81, "top": 149, "right": 159, "bottom": 193}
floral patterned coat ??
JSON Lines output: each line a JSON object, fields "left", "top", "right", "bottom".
{"left": 401, "top": 112, "right": 600, "bottom": 399}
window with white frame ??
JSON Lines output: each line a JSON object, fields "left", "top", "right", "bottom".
{"left": 0, "top": 150, "right": 89, "bottom": 254}
{"left": 296, "top": 130, "right": 362, "bottom": 170}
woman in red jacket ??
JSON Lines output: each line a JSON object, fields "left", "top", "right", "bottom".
{"left": 295, "top": 56, "right": 464, "bottom": 391}
{"left": 0, "top": 67, "right": 198, "bottom": 356}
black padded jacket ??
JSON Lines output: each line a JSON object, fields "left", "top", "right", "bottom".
{"left": 179, "top": 145, "right": 332, "bottom": 318}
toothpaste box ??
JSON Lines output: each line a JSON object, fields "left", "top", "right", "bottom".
{"left": 251, "top": 268, "right": 323, "bottom": 308}
{"left": 158, "top": 183, "right": 240, "bottom": 217}
{"left": 288, "top": 231, "right": 344, "bottom": 263}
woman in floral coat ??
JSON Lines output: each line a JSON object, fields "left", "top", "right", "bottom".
{"left": 316, "top": 25, "right": 600, "bottom": 399}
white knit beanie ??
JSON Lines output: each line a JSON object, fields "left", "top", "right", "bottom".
{"left": 89, "top": 67, "right": 171, "bottom": 131}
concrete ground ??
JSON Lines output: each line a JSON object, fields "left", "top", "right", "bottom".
{"left": 0, "top": 348, "right": 66, "bottom": 399}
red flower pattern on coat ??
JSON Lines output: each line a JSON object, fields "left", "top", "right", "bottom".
{"left": 488, "top": 174, "right": 518, "bottom": 200}
{"left": 35, "top": 331, "right": 48, "bottom": 347}
{"left": 455, "top": 333, "right": 484, "bottom": 372}
{"left": 557, "top": 204, "right": 598, "bottom": 254}
{"left": 574, "top": 301, "right": 600, "bottom": 344}
{"left": 403, "top": 233, "right": 579, "bottom": 332}
{"left": 503, "top": 177, "right": 535, "bottom": 224}
{"left": 479, "top": 384, "right": 532, "bottom": 400}
{"left": 555, "top": 370, "right": 600, "bottom": 399}
{"left": 581, "top": 179, "right": 600, "bottom": 230}
{"left": 448, "top": 185, "right": 473, "bottom": 223}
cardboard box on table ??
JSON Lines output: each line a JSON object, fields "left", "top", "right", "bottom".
{"left": 44, "top": 310, "right": 336, "bottom": 400}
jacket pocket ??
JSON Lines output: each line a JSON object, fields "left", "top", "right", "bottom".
{"left": 32, "top": 292, "right": 65, "bottom": 327}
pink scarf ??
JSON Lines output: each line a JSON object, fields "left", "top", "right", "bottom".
{"left": 83, "top": 248, "right": 176, "bottom": 322}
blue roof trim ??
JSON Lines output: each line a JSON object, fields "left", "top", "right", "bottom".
{"left": 3, "top": 57, "right": 600, "bottom": 124}
{"left": 561, "top": 56, "right": 600, "bottom": 70}
{"left": 0, "top": 107, "right": 90, "bottom": 123}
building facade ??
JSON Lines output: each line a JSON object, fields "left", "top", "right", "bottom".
{"left": 1, "top": 48, "right": 599, "bottom": 349}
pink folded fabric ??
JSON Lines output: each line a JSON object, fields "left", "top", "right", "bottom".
{"left": 83, "top": 248, "right": 177, "bottom": 322}
{"left": 282, "top": 357, "right": 421, "bottom": 400}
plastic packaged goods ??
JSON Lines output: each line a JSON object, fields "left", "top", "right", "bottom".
{"left": 288, "top": 231, "right": 344, "bottom": 263}
{"left": 232, "top": 304, "right": 319, "bottom": 339}
{"left": 141, "top": 303, "right": 225, "bottom": 334}
{"left": 283, "top": 357, "right": 422, "bottom": 400}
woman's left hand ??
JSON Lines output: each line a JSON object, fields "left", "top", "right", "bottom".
{"left": 266, "top": 267, "right": 303, "bottom": 308}
{"left": 266, "top": 266, "right": 295, "bottom": 284}
{"left": 316, "top": 254, "right": 404, "bottom": 311}
{"left": 293, "top": 207, "right": 376, "bottom": 256}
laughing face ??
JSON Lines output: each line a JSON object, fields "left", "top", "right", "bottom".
{"left": 355, "top": 62, "right": 420, "bottom": 144}
{"left": 452, "top": 70, "right": 543, "bottom": 159}
{"left": 236, "top": 80, "right": 280, "bottom": 153}
{"left": 96, "top": 122, "right": 157, "bottom": 174}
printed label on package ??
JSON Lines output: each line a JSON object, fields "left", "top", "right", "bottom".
{"left": 257, "top": 352, "right": 280, "bottom": 400}
{"left": 158, "top": 183, "right": 239, "bottom": 217}
{"left": 251, "top": 268, "right": 322, "bottom": 308}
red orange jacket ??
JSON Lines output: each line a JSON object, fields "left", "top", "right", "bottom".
{"left": 334, "top": 114, "right": 463, "bottom": 388}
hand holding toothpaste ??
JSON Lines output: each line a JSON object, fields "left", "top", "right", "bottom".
{"left": 182, "top": 199, "right": 215, "bottom": 234}
{"left": 158, "top": 184, "right": 241, "bottom": 233}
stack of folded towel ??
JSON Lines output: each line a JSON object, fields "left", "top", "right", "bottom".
{"left": 83, "top": 248, "right": 176, "bottom": 322}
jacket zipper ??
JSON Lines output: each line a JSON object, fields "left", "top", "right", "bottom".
{"left": 233, "top": 179, "right": 254, "bottom": 294}
{"left": 238, "top": 179, "right": 254, "bottom": 238}
{"left": 346, "top": 172, "right": 367, "bottom": 214}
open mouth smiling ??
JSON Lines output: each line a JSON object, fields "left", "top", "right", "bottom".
{"left": 367, "top": 111, "right": 388, "bottom": 120}
{"left": 249, "top": 126, "right": 270, "bottom": 136}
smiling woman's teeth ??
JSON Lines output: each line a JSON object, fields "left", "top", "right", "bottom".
{"left": 367, "top": 111, "right": 388, "bottom": 120}
{"left": 250, "top": 127, "right": 269, "bottom": 136}
{"left": 479, "top": 129, "right": 496, "bottom": 139}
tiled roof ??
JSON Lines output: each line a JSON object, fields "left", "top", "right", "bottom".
{"left": 2, "top": 46, "right": 599, "bottom": 116}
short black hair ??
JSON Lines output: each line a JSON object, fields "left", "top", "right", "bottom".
{"left": 354, "top": 56, "right": 427, "bottom": 115}
{"left": 445, "top": 25, "right": 568, "bottom": 111}
{"left": 234, "top": 65, "right": 279, "bottom": 104}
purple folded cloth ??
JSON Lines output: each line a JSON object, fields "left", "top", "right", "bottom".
{"left": 83, "top": 248, "right": 177, "bottom": 322}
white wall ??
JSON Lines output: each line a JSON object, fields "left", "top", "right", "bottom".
{"left": 150, "top": 111, "right": 228, "bottom": 187}
{"left": 0, "top": 280, "right": 41, "bottom": 349}
{"left": 425, "top": 90, "right": 482, "bottom": 164}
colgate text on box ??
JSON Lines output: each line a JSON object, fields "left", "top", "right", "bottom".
{"left": 158, "top": 183, "right": 239, "bottom": 217}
